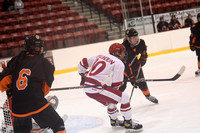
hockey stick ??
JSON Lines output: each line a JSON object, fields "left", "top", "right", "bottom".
{"left": 51, "top": 71, "right": 114, "bottom": 91}
{"left": 129, "top": 64, "right": 142, "bottom": 101}
{"left": 128, "top": 65, "right": 186, "bottom": 82}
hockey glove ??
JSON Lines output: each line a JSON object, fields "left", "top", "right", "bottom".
{"left": 190, "top": 45, "right": 196, "bottom": 51}
{"left": 79, "top": 73, "right": 85, "bottom": 85}
{"left": 138, "top": 58, "right": 146, "bottom": 66}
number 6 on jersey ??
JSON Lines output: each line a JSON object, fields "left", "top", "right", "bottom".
{"left": 16, "top": 69, "right": 31, "bottom": 90}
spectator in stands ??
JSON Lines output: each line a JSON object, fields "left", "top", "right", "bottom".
{"left": 184, "top": 14, "right": 195, "bottom": 28}
{"left": 157, "top": 16, "right": 170, "bottom": 32}
{"left": 169, "top": 14, "right": 182, "bottom": 30}
{"left": 14, "top": 0, "right": 24, "bottom": 10}
{"left": 2, "top": 0, "right": 14, "bottom": 11}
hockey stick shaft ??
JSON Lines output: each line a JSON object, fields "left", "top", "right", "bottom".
{"left": 51, "top": 71, "right": 114, "bottom": 91}
{"left": 128, "top": 65, "right": 185, "bottom": 82}
{"left": 129, "top": 64, "right": 142, "bottom": 101}
{"left": 51, "top": 84, "right": 101, "bottom": 91}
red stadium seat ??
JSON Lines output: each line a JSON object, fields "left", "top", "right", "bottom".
{"left": 18, "top": 16, "right": 29, "bottom": 24}
{"left": 43, "top": 36, "right": 55, "bottom": 50}
{"left": 7, "top": 18, "right": 19, "bottom": 26}
{"left": 11, "top": 33, "right": 23, "bottom": 42}
{"left": 102, "top": 4, "right": 112, "bottom": 15}
{"left": 21, "top": 31, "right": 33, "bottom": 38}
{"left": 73, "top": 31, "right": 86, "bottom": 45}
{"left": 44, "top": 28, "right": 55, "bottom": 36}
{"left": 64, "top": 24, "right": 76, "bottom": 33}
{"left": 14, "top": 24, "right": 24, "bottom": 33}
{"left": 57, "top": 11, "right": 68, "bottom": 18}
{"left": 36, "top": 14, "right": 49, "bottom": 22}
{"left": 47, "top": 12, "right": 58, "bottom": 20}
{"left": 33, "top": 29, "right": 46, "bottom": 37}
{"left": 53, "top": 26, "right": 66, "bottom": 34}
{"left": 94, "top": 28, "right": 107, "bottom": 42}
{"left": 83, "top": 29, "right": 96, "bottom": 44}
{"left": 84, "top": 22, "right": 97, "bottom": 30}
{"left": 35, "top": 21, "right": 47, "bottom": 29}
{"left": 74, "top": 23, "right": 86, "bottom": 31}
{"left": 3, "top": 26, "right": 15, "bottom": 34}
{"left": 44, "top": 20, "right": 56, "bottom": 28}
{"left": 0, "top": 44, "right": 8, "bottom": 58}
{"left": 39, "top": 6, "right": 49, "bottom": 14}
{"left": 7, "top": 42, "right": 21, "bottom": 56}
{"left": 64, "top": 17, "right": 76, "bottom": 24}
{"left": 111, "top": 10, "right": 123, "bottom": 23}
{"left": 74, "top": 15, "right": 88, "bottom": 23}
{"left": 27, "top": 15, "right": 39, "bottom": 23}
{"left": 0, "top": 12, "right": 10, "bottom": 19}
{"left": 53, "top": 34, "right": 64, "bottom": 48}
{"left": 25, "top": 23, "right": 36, "bottom": 31}
{"left": 0, "top": 20, "right": 7, "bottom": 28}
{"left": 66, "top": 10, "right": 78, "bottom": 17}
{"left": 9, "top": 10, "right": 20, "bottom": 18}
{"left": 63, "top": 33, "right": 75, "bottom": 47}
{"left": 55, "top": 18, "right": 66, "bottom": 26}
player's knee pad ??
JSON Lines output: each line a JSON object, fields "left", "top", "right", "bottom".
{"left": 121, "top": 92, "right": 129, "bottom": 104}
{"left": 108, "top": 103, "right": 116, "bottom": 109}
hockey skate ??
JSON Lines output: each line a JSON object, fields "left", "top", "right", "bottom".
{"left": 145, "top": 95, "right": 158, "bottom": 104}
{"left": 195, "top": 69, "right": 200, "bottom": 76}
{"left": 110, "top": 117, "right": 124, "bottom": 127}
{"left": 124, "top": 119, "right": 143, "bottom": 133}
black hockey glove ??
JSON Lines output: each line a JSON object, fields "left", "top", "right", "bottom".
{"left": 190, "top": 45, "right": 196, "bottom": 51}
{"left": 79, "top": 73, "right": 85, "bottom": 85}
{"left": 138, "top": 58, "right": 146, "bottom": 66}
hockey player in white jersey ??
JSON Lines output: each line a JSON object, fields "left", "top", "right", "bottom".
{"left": 78, "top": 43, "right": 143, "bottom": 132}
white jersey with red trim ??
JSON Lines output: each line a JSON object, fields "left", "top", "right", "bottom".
{"left": 78, "top": 53, "right": 125, "bottom": 93}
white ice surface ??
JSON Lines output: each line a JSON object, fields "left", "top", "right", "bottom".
{"left": 50, "top": 50, "right": 200, "bottom": 133}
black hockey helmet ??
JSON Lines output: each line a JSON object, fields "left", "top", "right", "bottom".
{"left": 125, "top": 28, "right": 138, "bottom": 37}
{"left": 197, "top": 13, "right": 200, "bottom": 19}
{"left": 24, "top": 35, "right": 45, "bottom": 55}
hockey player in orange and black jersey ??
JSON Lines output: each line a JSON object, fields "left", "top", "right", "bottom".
{"left": 157, "top": 16, "right": 170, "bottom": 32}
{"left": 119, "top": 28, "right": 158, "bottom": 104}
{"left": 169, "top": 14, "right": 182, "bottom": 30}
{"left": 0, "top": 35, "right": 66, "bottom": 133}
{"left": 190, "top": 13, "right": 200, "bottom": 76}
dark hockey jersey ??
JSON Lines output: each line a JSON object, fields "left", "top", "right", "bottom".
{"left": 190, "top": 22, "right": 200, "bottom": 49}
{"left": 122, "top": 39, "right": 147, "bottom": 76}
{"left": 0, "top": 54, "right": 55, "bottom": 117}
{"left": 157, "top": 21, "right": 169, "bottom": 32}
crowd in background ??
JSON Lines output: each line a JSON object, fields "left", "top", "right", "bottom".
{"left": 157, "top": 14, "right": 195, "bottom": 32}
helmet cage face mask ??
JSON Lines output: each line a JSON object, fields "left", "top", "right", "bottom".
{"left": 125, "top": 28, "right": 140, "bottom": 47}
{"left": 127, "top": 35, "right": 140, "bottom": 47}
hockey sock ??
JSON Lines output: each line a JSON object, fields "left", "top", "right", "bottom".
{"left": 107, "top": 104, "right": 118, "bottom": 120}
{"left": 141, "top": 88, "right": 150, "bottom": 96}
{"left": 120, "top": 103, "right": 132, "bottom": 120}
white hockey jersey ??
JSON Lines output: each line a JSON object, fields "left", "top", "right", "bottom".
{"left": 78, "top": 53, "right": 125, "bottom": 93}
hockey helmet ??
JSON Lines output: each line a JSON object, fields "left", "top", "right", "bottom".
{"left": 125, "top": 28, "right": 140, "bottom": 47}
{"left": 109, "top": 43, "right": 125, "bottom": 55}
{"left": 24, "top": 35, "right": 45, "bottom": 55}
{"left": 125, "top": 28, "right": 138, "bottom": 37}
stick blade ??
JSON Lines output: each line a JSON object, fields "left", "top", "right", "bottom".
{"left": 178, "top": 65, "right": 186, "bottom": 75}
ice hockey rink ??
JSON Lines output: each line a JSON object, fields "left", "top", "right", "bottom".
{"left": 50, "top": 49, "right": 200, "bottom": 133}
